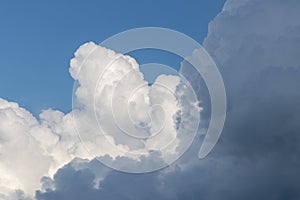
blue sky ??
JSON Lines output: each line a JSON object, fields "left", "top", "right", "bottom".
{"left": 0, "top": 0, "right": 225, "bottom": 115}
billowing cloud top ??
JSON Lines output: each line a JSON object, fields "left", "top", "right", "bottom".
{"left": 0, "top": 42, "right": 200, "bottom": 199}
{"left": 70, "top": 42, "right": 200, "bottom": 172}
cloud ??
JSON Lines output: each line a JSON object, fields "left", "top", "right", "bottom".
{"left": 0, "top": 99, "right": 52, "bottom": 197}
{"left": 36, "top": 154, "right": 300, "bottom": 200}
{"left": 200, "top": 0, "right": 300, "bottom": 159}
{"left": 36, "top": 159, "right": 170, "bottom": 200}
{"left": 0, "top": 42, "right": 199, "bottom": 197}
{"left": 181, "top": 0, "right": 300, "bottom": 198}
{"left": 69, "top": 42, "right": 200, "bottom": 172}
{"left": 0, "top": 99, "right": 91, "bottom": 199}
{"left": 37, "top": 0, "right": 300, "bottom": 199}
{"left": 2, "top": 0, "right": 300, "bottom": 199}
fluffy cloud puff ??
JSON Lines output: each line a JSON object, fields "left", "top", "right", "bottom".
{"left": 0, "top": 99, "right": 91, "bottom": 199}
{"left": 70, "top": 42, "right": 199, "bottom": 171}
{"left": 0, "top": 43, "right": 199, "bottom": 197}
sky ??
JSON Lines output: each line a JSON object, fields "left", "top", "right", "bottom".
{"left": 1, "top": 0, "right": 300, "bottom": 200}
{"left": 0, "top": 0, "right": 225, "bottom": 116}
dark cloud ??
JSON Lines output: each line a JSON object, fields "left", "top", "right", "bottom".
{"left": 36, "top": 159, "right": 170, "bottom": 200}
{"left": 36, "top": 0, "right": 300, "bottom": 199}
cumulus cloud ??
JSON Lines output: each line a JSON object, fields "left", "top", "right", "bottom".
{"left": 0, "top": 42, "right": 199, "bottom": 197}
{"left": 0, "top": 99, "right": 91, "bottom": 199}
{"left": 181, "top": 0, "right": 300, "bottom": 198}
{"left": 70, "top": 42, "right": 199, "bottom": 172}
{"left": 37, "top": 0, "right": 300, "bottom": 199}
{"left": 200, "top": 0, "right": 300, "bottom": 159}
{"left": 2, "top": 0, "right": 300, "bottom": 199}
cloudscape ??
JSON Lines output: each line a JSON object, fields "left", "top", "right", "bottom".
{"left": 1, "top": 0, "right": 300, "bottom": 199}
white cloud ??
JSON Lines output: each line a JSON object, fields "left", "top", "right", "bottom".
{"left": 0, "top": 42, "right": 200, "bottom": 197}
{"left": 70, "top": 42, "right": 200, "bottom": 171}
{"left": 0, "top": 99, "right": 93, "bottom": 199}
